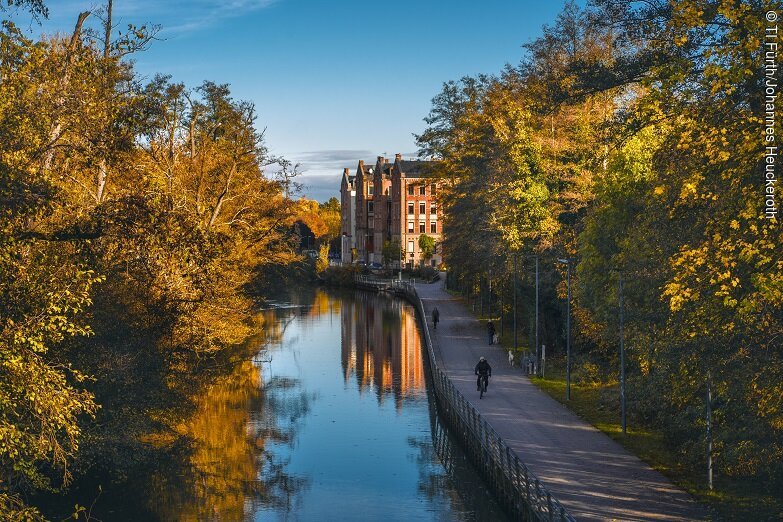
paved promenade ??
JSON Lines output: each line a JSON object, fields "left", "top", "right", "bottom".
{"left": 414, "top": 276, "right": 708, "bottom": 522}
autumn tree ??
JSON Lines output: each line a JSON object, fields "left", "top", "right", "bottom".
{"left": 0, "top": 21, "right": 101, "bottom": 518}
{"left": 576, "top": 0, "right": 783, "bottom": 492}
{"left": 0, "top": 5, "right": 301, "bottom": 518}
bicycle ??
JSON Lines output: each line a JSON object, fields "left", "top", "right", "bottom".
{"left": 478, "top": 373, "right": 489, "bottom": 399}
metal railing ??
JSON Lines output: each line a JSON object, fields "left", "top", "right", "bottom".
{"left": 393, "top": 282, "right": 575, "bottom": 522}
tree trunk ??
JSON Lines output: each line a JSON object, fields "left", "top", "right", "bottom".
{"left": 208, "top": 162, "right": 237, "bottom": 229}
{"left": 104, "top": 0, "right": 113, "bottom": 58}
{"left": 96, "top": 159, "right": 108, "bottom": 203}
{"left": 43, "top": 11, "right": 91, "bottom": 173}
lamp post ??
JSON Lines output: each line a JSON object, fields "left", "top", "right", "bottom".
{"left": 619, "top": 269, "right": 626, "bottom": 435}
{"left": 399, "top": 240, "right": 403, "bottom": 281}
{"left": 535, "top": 255, "right": 539, "bottom": 376}
{"left": 610, "top": 267, "right": 626, "bottom": 435}
{"left": 512, "top": 254, "right": 539, "bottom": 374}
{"left": 513, "top": 254, "right": 518, "bottom": 353}
{"left": 558, "top": 258, "right": 572, "bottom": 400}
{"left": 488, "top": 269, "right": 492, "bottom": 318}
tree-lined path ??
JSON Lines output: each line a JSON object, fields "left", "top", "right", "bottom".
{"left": 415, "top": 275, "right": 709, "bottom": 522}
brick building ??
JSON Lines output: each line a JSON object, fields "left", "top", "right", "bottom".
{"left": 347, "top": 154, "right": 442, "bottom": 267}
{"left": 339, "top": 168, "right": 356, "bottom": 264}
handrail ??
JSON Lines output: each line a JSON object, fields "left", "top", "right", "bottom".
{"left": 391, "top": 280, "right": 575, "bottom": 522}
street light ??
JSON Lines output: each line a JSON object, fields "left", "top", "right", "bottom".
{"left": 557, "top": 258, "right": 572, "bottom": 401}
{"left": 399, "top": 240, "right": 403, "bottom": 281}
{"left": 611, "top": 267, "right": 627, "bottom": 435}
{"left": 513, "top": 254, "right": 539, "bottom": 374}
{"left": 513, "top": 254, "right": 518, "bottom": 353}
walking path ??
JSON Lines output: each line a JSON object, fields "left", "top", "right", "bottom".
{"left": 415, "top": 276, "right": 708, "bottom": 522}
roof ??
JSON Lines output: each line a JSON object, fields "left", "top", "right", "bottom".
{"left": 356, "top": 161, "right": 375, "bottom": 178}
{"left": 398, "top": 160, "right": 435, "bottom": 177}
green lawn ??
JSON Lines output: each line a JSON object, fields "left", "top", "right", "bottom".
{"left": 530, "top": 360, "right": 782, "bottom": 521}
{"left": 445, "top": 295, "right": 781, "bottom": 520}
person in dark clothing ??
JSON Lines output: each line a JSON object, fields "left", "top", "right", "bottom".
{"left": 487, "top": 321, "right": 496, "bottom": 345}
{"left": 475, "top": 356, "right": 491, "bottom": 390}
{"left": 432, "top": 307, "right": 440, "bottom": 330}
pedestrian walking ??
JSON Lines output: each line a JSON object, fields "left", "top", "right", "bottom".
{"left": 487, "top": 321, "right": 496, "bottom": 345}
{"left": 432, "top": 307, "right": 440, "bottom": 330}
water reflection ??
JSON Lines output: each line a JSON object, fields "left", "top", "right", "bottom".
{"left": 341, "top": 293, "right": 425, "bottom": 408}
{"left": 39, "top": 288, "right": 507, "bottom": 521}
{"left": 149, "top": 352, "right": 309, "bottom": 520}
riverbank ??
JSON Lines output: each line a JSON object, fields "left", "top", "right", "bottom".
{"left": 317, "top": 265, "right": 440, "bottom": 289}
{"left": 414, "top": 276, "right": 708, "bottom": 521}
{"left": 444, "top": 276, "right": 782, "bottom": 520}
{"left": 529, "top": 360, "right": 783, "bottom": 521}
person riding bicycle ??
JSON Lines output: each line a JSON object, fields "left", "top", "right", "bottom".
{"left": 475, "top": 356, "right": 492, "bottom": 391}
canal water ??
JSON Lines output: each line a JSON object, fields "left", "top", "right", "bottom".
{"left": 43, "top": 289, "right": 508, "bottom": 521}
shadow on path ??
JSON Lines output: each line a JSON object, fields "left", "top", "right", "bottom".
{"left": 416, "top": 275, "right": 708, "bottom": 522}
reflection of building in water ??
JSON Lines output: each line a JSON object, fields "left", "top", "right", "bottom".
{"left": 341, "top": 292, "right": 425, "bottom": 408}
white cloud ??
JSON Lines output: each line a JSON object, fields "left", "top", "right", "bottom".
{"left": 33, "top": 0, "right": 279, "bottom": 36}
{"left": 290, "top": 149, "right": 375, "bottom": 173}
{"left": 148, "top": 0, "right": 279, "bottom": 35}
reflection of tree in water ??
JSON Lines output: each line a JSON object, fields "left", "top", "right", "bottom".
{"left": 148, "top": 337, "right": 310, "bottom": 520}
{"left": 252, "top": 375, "right": 314, "bottom": 513}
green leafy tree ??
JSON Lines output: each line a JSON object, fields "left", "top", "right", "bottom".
{"left": 382, "top": 239, "right": 403, "bottom": 266}
{"left": 577, "top": 0, "right": 783, "bottom": 492}
{"left": 418, "top": 234, "right": 436, "bottom": 262}
{"left": 0, "top": 22, "right": 101, "bottom": 516}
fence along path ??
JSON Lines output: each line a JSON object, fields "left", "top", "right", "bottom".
{"left": 390, "top": 280, "right": 574, "bottom": 521}
{"left": 409, "top": 275, "right": 709, "bottom": 522}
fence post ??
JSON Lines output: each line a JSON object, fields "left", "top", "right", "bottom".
{"left": 548, "top": 492, "right": 553, "bottom": 522}
{"left": 535, "top": 479, "right": 541, "bottom": 513}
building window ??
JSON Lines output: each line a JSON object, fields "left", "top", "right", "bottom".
{"left": 408, "top": 221, "right": 414, "bottom": 233}
{"left": 408, "top": 202, "right": 414, "bottom": 215}
{"left": 408, "top": 240, "right": 414, "bottom": 253}
{"left": 419, "top": 202, "right": 425, "bottom": 214}
{"left": 367, "top": 201, "right": 374, "bottom": 214}
{"left": 430, "top": 221, "right": 437, "bottom": 233}
{"left": 431, "top": 184, "right": 437, "bottom": 195}
{"left": 408, "top": 184, "right": 414, "bottom": 195}
{"left": 368, "top": 183, "right": 374, "bottom": 196}
{"left": 419, "top": 222, "right": 425, "bottom": 233}
{"left": 419, "top": 185, "right": 426, "bottom": 195}
{"left": 431, "top": 203, "right": 436, "bottom": 215}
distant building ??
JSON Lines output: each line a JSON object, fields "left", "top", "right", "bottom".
{"left": 340, "top": 168, "right": 356, "bottom": 264}
{"left": 346, "top": 154, "right": 442, "bottom": 267}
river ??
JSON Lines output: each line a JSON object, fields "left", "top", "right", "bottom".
{"left": 41, "top": 288, "right": 508, "bottom": 521}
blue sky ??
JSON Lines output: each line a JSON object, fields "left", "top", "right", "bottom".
{"left": 14, "top": 0, "right": 574, "bottom": 201}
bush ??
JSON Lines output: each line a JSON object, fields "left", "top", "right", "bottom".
{"left": 319, "top": 266, "right": 358, "bottom": 287}
{"left": 410, "top": 266, "right": 438, "bottom": 281}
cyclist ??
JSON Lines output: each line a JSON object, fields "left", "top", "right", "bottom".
{"left": 475, "top": 356, "right": 492, "bottom": 391}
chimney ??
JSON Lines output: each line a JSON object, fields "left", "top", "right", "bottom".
{"left": 395, "top": 153, "right": 401, "bottom": 161}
